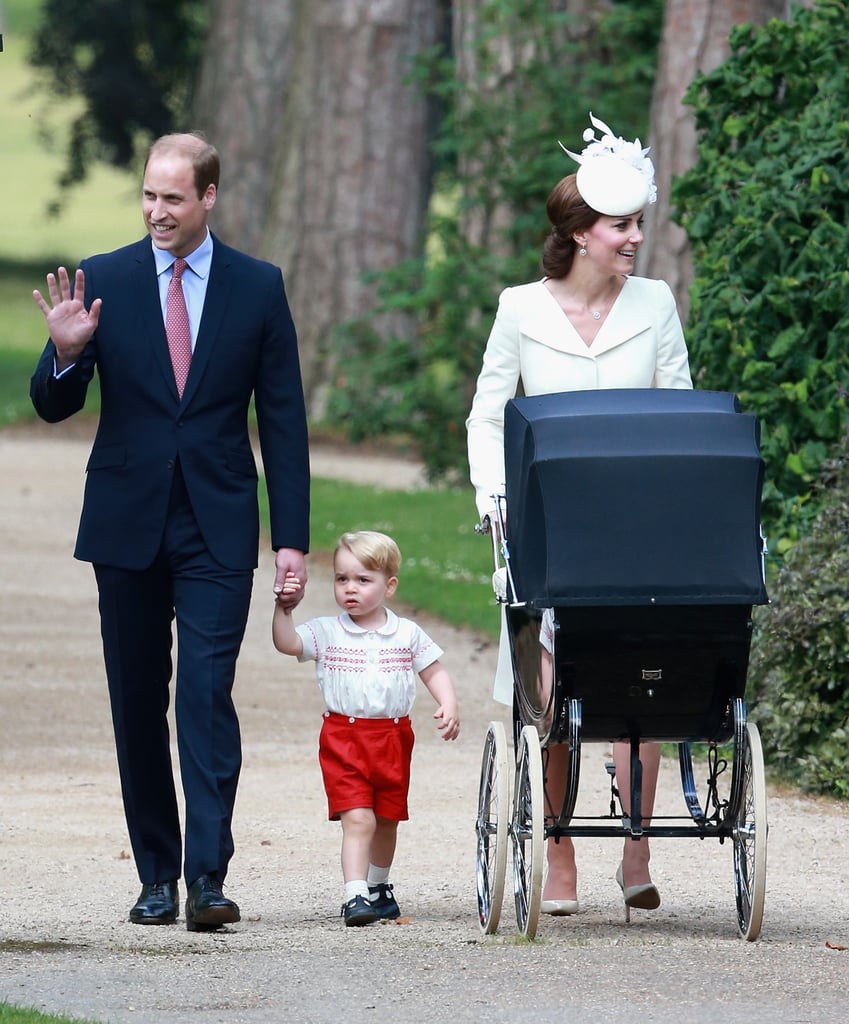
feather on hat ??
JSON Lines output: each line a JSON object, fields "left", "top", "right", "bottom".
{"left": 560, "top": 113, "right": 656, "bottom": 216}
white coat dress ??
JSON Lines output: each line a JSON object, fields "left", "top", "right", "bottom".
{"left": 466, "top": 274, "right": 693, "bottom": 702}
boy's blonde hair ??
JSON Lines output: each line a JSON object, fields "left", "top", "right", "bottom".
{"left": 335, "top": 531, "right": 401, "bottom": 578}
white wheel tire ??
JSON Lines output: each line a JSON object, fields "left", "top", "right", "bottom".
{"left": 511, "top": 725, "right": 544, "bottom": 938}
{"left": 734, "top": 721, "right": 768, "bottom": 940}
{"left": 476, "top": 721, "right": 510, "bottom": 934}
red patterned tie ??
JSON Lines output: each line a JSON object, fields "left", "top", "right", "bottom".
{"left": 166, "top": 257, "right": 192, "bottom": 397}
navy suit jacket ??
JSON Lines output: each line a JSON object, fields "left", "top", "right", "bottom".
{"left": 30, "top": 235, "right": 310, "bottom": 571}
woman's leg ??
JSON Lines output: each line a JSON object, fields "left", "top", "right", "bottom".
{"left": 613, "top": 740, "right": 661, "bottom": 888}
{"left": 541, "top": 742, "right": 577, "bottom": 902}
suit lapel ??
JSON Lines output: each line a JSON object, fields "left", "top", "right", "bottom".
{"left": 128, "top": 241, "right": 180, "bottom": 397}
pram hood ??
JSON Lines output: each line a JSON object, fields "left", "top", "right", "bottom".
{"left": 504, "top": 388, "right": 768, "bottom": 607}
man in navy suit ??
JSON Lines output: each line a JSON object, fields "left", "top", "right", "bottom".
{"left": 30, "top": 133, "right": 310, "bottom": 931}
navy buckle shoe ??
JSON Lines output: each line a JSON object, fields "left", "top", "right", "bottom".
{"left": 342, "top": 894, "right": 378, "bottom": 927}
{"left": 368, "top": 882, "right": 401, "bottom": 920}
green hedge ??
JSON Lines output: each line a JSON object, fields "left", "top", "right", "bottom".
{"left": 674, "top": 0, "right": 849, "bottom": 556}
{"left": 749, "top": 430, "right": 849, "bottom": 798}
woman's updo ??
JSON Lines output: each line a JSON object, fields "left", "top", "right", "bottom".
{"left": 541, "top": 173, "right": 601, "bottom": 279}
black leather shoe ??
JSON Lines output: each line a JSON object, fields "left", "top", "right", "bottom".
{"left": 185, "top": 874, "right": 240, "bottom": 932}
{"left": 129, "top": 881, "right": 178, "bottom": 925}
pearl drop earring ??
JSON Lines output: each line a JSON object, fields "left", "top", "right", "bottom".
{"left": 579, "top": 246, "right": 587, "bottom": 256}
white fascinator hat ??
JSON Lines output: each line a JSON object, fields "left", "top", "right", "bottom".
{"left": 561, "top": 112, "right": 657, "bottom": 217}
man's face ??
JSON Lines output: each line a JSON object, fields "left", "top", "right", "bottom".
{"left": 142, "top": 152, "right": 216, "bottom": 258}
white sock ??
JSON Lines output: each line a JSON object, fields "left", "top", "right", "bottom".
{"left": 344, "top": 880, "right": 370, "bottom": 902}
{"left": 367, "top": 864, "right": 391, "bottom": 888}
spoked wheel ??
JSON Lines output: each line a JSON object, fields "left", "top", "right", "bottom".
{"left": 511, "top": 725, "right": 544, "bottom": 938}
{"left": 476, "top": 721, "right": 510, "bottom": 934}
{"left": 732, "top": 721, "right": 768, "bottom": 940}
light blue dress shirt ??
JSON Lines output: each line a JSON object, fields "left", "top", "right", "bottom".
{"left": 153, "top": 229, "right": 214, "bottom": 352}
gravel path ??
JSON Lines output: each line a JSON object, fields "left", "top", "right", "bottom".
{"left": 0, "top": 427, "right": 848, "bottom": 1024}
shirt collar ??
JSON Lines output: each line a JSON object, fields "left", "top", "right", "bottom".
{"left": 152, "top": 229, "right": 214, "bottom": 280}
{"left": 339, "top": 608, "right": 399, "bottom": 637}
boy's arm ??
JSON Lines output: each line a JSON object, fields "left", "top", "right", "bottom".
{"left": 272, "top": 574, "right": 304, "bottom": 656}
{"left": 419, "top": 661, "right": 460, "bottom": 741}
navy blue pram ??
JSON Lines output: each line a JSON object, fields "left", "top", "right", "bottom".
{"left": 474, "top": 389, "right": 769, "bottom": 941}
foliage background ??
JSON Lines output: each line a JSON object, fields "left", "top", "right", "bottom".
{"left": 673, "top": 0, "right": 849, "bottom": 796}
{"left": 27, "top": 0, "right": 206, "bottom": 211}
{"left": 749, "top": 429, "right": 849, "bottom": 799}
{"left": 326, "top": 0, "right": 664, "bottom": 479}
{"left": 673, "top": 0, "right": 849, "bottom": 556}
{"left": 0, "top": 0, "right": 496, "bottom": 639}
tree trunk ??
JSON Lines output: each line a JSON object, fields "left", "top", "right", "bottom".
{"left": 640, "top": 0, "right": 793, "bottom": 324}
{"left": 452, "top": 0, "right": 584, "bottom": 254}
{"left": 264, "top": 0, "right": 447, "bottom": 411}
{"left": 193, "top": 0, "right": 447, "bottom": 411}
{"left": 193, "top": 0, "right": 299, "bottom": 257}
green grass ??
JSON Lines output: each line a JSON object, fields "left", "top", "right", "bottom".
{"left": 0, "top": 1006, "right": 97, "bottom": 1024}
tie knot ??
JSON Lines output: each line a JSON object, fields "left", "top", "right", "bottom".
{"left": 172, "top": 258, "right": 188, "bottom": 281}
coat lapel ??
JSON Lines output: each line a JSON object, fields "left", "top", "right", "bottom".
{"left": 519, "top": 278, "right": 652, "bottom": 359}
{"left": 590, "top": 282, "right": 653, "bottom": 357}
{"left": 520, "top": 282, "right": 591, "bottom": 358}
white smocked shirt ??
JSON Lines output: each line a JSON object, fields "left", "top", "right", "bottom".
{"left": 295, "top": 608, "right": 444, "bottom": 719}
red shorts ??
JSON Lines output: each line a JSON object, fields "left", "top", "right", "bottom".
{"left": 318, "top": 712, "right": 415, "bottom": 821}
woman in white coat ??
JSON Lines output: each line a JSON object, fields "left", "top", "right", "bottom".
{"left": 466, "top": 114, "right": 692, "bottom": 920}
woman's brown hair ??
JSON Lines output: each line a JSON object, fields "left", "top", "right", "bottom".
{"left": 541, "top": 173, "right": 601, "bottom": 279}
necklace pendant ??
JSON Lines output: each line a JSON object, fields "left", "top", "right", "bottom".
{"left": 592, "top": 310, "right": 601, "bottom": 320}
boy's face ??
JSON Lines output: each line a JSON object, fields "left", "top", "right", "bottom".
{"left": 333, "top": 548, "right": 397, "bottom": 621}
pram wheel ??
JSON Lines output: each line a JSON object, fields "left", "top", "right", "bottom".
{"left": 476, "top": 721, "right": 510, "bottom": 934}
{"left": 733, "top": 721, "right": 767, "bottom": 940}
{"left": 512, "top": 725, "right": 544, "bottom": 938}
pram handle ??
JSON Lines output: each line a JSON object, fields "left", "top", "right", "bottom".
{"left": 476, "top": 493, "right": 523, "bottom": 606}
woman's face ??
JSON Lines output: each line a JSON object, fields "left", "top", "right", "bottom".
{"left": 581, "top": 213, "right": 644, "bottom": 275}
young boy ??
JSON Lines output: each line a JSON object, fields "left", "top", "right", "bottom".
{"left": 272, "top": 530, "right": 460, "bottom": 926}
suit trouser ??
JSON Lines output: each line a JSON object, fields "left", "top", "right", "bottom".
{"left": 94, "top": 465, "right": 254, "bottom": 887}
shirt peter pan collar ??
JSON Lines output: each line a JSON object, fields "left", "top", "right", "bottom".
{"left": 338, "top": 609, "right": 399, "bottom": 637}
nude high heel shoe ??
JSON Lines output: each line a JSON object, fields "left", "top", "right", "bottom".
{"left": 615, "top": 863, "right": 660, "bottom": 923}
{"left": 540, "top": 898, "right": 580, "bottom": 916}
